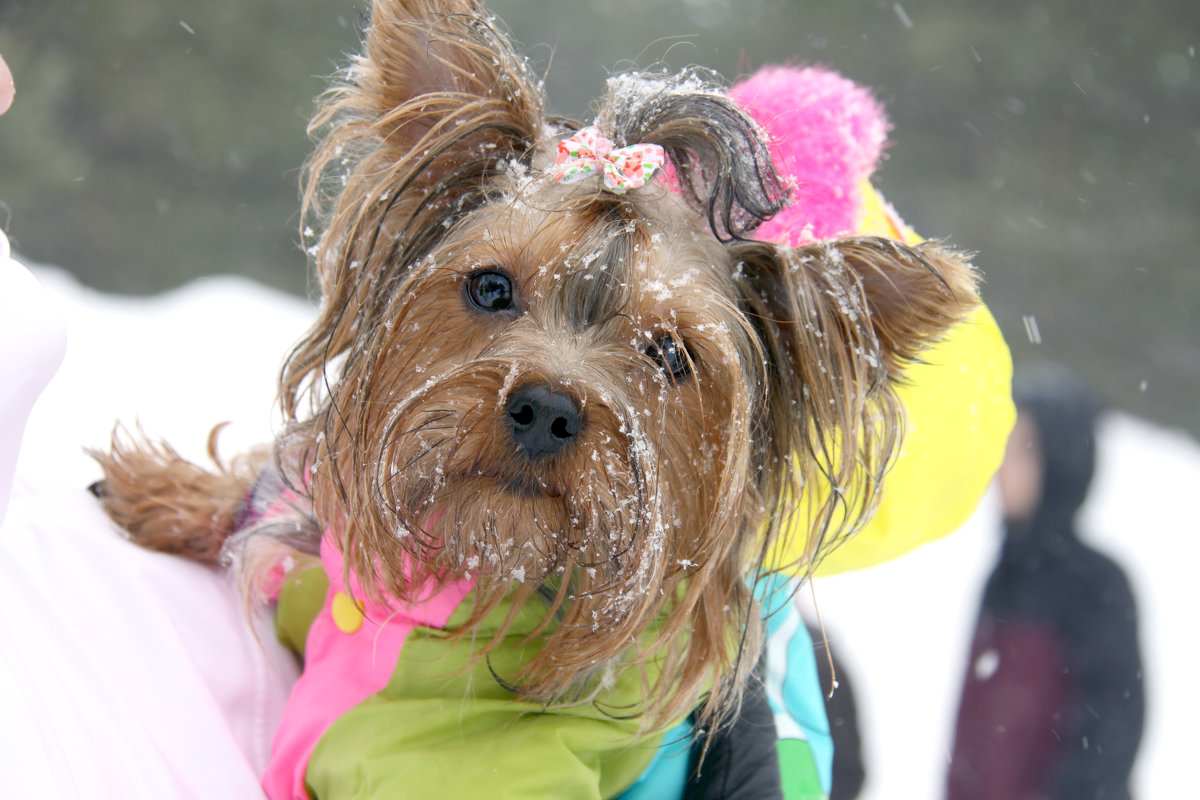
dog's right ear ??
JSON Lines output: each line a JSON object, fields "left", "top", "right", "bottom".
{"left": 285, "top": 1, "right": 546, "bottom": 420}
{"left": 303, "top": 0, "right": 545, "bottom": 271}
{"left": 353, "top": 0, "right": 543, "bottom": 163}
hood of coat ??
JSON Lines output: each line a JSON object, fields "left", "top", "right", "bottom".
{"left": 1001, "top": 364, "right": 1103, "bottom": 557}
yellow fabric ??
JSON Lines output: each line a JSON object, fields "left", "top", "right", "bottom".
{"left": 771, "top": 182, "right": 1015, "bottom": 576}
{"left": 858, "top": 179, "right": 919, "bottom": 242}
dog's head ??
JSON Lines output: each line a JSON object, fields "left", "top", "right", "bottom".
{"left": 278, "top": 0, "right": 977, "bottom": 727}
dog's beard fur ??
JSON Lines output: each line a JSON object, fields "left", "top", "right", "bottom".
{"left": 94, "top": 0, "right": 981, "bottom": 734}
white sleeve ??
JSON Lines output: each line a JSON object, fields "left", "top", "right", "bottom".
{"left": 0, "top": 229, "right": 67, "bottom": 527}
{"left": 0, "top": 239, "right": 302, "bottom": 797}
{"left": 0, "top": 484, "right": 299, "bottom": 799}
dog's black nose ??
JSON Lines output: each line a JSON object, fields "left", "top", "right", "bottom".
{"left": 506, "top": 384, "right": 582, "bottom": 458}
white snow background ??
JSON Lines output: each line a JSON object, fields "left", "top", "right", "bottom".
{"left": 13, "top": 266, "right": 1200, "bottom": 798}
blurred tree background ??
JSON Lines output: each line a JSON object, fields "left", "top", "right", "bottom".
{"left": 1, "top": 0, "right": 1197, "bottom": 433}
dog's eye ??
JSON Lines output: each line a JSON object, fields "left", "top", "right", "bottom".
{"left": 466, "top": 270, "right": 515, "bottom": 312}
{"left": 647, "top": 337, "right": 693, "bottom": 384}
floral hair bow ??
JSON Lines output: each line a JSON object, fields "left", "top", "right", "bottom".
{"left": 554, "top": 126, "right": 666, "bottom": 194}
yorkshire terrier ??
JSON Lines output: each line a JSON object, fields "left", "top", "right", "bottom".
{"left": 93, "top": 0, "right": 978, "bottom": 796}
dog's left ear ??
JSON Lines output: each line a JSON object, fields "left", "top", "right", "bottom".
{"left": 730, "top": 235, "right": 979, "bottom": 564}
{"left": 802, "top": 236, "right": 979, "bottom": 376}
{"left": 733, "top": 234, "right": 978, "bottom": 387}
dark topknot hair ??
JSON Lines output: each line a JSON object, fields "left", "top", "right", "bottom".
{"left": 595, "top": 69, "right": 791, "bottom": 241}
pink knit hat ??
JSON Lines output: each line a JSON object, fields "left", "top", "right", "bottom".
{"left": 728, "top": 66, "right": 890, "bottom": 245}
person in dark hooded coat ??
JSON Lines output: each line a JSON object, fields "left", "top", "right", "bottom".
{"left": 947, "top": 365, "right": 1144, "bottom": 800}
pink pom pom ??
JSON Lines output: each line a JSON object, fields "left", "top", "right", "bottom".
{"left": 729, "top": 66, "right": 890, "bottom": 245}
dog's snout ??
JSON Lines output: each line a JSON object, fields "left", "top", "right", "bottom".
{"left": 507, "top": 384, "right": 582, "bottom": 458}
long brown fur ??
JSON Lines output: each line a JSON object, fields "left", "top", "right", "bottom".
{"left": 94, "top": 0, "right": 979, "bottom": 737}
{"left": 91, "top": 424, "right": 264, "bottom": 564}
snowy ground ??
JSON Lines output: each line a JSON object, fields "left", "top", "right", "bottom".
{"left": 14, "top": 266, "right": 1200, "bottom": 798}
